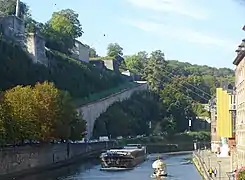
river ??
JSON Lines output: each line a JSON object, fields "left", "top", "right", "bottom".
{"left": 16, "top": 152, "right": 202, "bottom": 180}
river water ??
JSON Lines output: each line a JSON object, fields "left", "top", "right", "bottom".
{"left": 17, "top": 152, "right": 202, "bottom": 180}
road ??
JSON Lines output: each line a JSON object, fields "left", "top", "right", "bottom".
{"left": 16, "top": 152, "right": 201, "bottom": 180}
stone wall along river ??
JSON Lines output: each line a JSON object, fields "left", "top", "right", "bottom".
{"left": 0, "top": 141, "right": 115, "bottom": 177}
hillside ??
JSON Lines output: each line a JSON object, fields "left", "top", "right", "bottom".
{"left": 93, "top": 51, "right": 234, "bottom": 138}
{"left": 167, "top": 60, "right": 234, "bottom": 77}
{"left": 166, "top": 60, "right": 234, "bottom": 103}
{"left": 0, "top": 39, "right": 131, "bottom": 105}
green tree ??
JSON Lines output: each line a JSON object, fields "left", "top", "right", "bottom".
{"left": 144, "top": 50, "right": 167, "bottom": 91}
{"left": 48, "top": 9, "right": 83, "bottom": 38}
{"left": 160, "top": 82, "right": 195, "bottom": 132}
{"left": 160, "top": 116, "right": 176, "bottom": 137}
{"left": 125, "top": 54, "right": 144, "bottom": 75}
{"left": 0, "top": 0, "right": 30, "bottom": 19}
{"left": 107, "top": 43, "right": 123, "bottom": 57}
{"left": 89, "top": 47, "right": 98, "bottom": 58}
{"left": 54, "top": 90, "right": 86, "bottom": 140}
{"left": 25, "top": 17, "right": 44, "bottom": 33}
{"left": 93, "top": 91, "right": 161, "bottom": 138}
{"left": 42, "top": 9, "right": 83, "bottom": 54}
{"left": 32, "top": 82, "right": 60, "bottom": 141}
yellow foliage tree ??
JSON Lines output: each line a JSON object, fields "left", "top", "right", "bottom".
{"left": 32, "top": 81, "right": 60, "bottom": 141}
{"left": 0, "top": 94, "right": 6, "bottom": 144}
{"left": 0, "top": 81, "right": 86, "bottom": 144}
{"left": 4, "top": 85, "right": 38, "bottom": 142}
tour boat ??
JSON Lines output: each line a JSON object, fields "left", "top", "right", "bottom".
{"left": 100, "top": 144, "right": 147, "bottom": 171}
{"left": 150, "top": 159, "right": 168, "bottom": 178}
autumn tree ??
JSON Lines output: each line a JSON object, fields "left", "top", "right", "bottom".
{"left": 4, "top": 85, "right": 38, "bottom": 142}
{"left": 0, "top": 94, "right": 6, "bottom": 145}
{"left": 0, "top": 81, "right": 86, "bottom": 145}
{"left": 32, "top": 82, "right": 61, "bottom": 141}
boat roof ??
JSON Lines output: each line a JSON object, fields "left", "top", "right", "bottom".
{"left": 107, "top": 148, "right": 138, "bottom": 152}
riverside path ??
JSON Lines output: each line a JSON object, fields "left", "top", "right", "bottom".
{"left": 197, "top": 150, "right": 232, "bottom": 180}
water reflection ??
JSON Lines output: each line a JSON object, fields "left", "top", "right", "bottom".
{"left": 16, "top": 153, "right": 201, "bottom": 180}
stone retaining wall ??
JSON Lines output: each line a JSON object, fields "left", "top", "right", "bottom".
{"left": 0, "top": 141, "right": 115, "bottom": 177}
{"left": 77, "top": 82, "right": 148, "bottom": 139}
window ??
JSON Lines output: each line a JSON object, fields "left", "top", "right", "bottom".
{"left": 213, "top": 128, "right": 216, "bottom": 133}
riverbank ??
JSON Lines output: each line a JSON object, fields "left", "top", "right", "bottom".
{"left": 0, "top": 141, "right": 116, "bottom": 179}
{"left": 192, "top": 152, "right": 211, "bottom": 179}
{"left": 193, "top": 150, "right": 232, "bottom": 180}
{"left": 118, "top": 132, "right": 211, "bottom": 153}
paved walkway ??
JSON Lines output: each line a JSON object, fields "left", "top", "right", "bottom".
{"left": 196, "top": 150, "right": 233, "bottom": 180}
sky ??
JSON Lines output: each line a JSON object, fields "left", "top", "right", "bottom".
{"left": 22, "top": 0, "right": 245, "bottom": 68}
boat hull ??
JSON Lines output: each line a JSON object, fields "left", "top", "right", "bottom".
{"left": 100, "top": 155, "right": 146, "bottom": 170}
{"left": 150, "top": 173, "right": 168, "bottom": 179}
{"left": 100, "top": 145, "right": 147, "bottom": 170}
{"left": 100, "top": 167, "right": 133, "bottom": 171}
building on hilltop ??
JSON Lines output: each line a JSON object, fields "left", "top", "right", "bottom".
{"left": 0, "top": 14, "right": 89, "bottom": 66}
{"left": 216, "top": 86, "right": 236, "bottom": 157}
{"left": 89, "top": 55, "right": 123, "bottom": 73}
{"left": 121, "top": 70, "right": 141, "bottom": 81}
{"left": 71, "top": 40, "right": 89, "bottom": 63}
{"left": 89, "top": 59, "right": 107, "bottom": 69}
{"left": 0, "top": 15, "right": 26, "bottom": 48}
{"left": 233, "top": 39, "right": 245, "bottom": 167}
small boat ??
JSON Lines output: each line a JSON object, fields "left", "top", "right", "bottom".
{"left": 181, "top": 160, "right": 192, "bottom": 165}
{"left": 150, "top": 158, "right": 167, "bottom": 178}
{"left": 100, "top": 144, "right": 147, "bottom": 171}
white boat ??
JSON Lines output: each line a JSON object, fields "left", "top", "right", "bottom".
{"left": 150, "top": 159, "right": 167, "bottom": 178}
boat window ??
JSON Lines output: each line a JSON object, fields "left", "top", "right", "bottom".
{"left": 137, "top": 145, "right": 142, "bottom": 148}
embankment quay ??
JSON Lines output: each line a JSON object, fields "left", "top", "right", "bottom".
{"left": 0, "top": 141, "right": 116, "bottom": 179}
{"left": 0, "top": 141, "right": 209, "bottom": 179}
{"left": 193, "top": 150, "right": 233, "bottom": 180}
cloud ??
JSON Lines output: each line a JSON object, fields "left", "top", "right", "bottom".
{"left": 123, "top": 19, "right": 236, "bottom": 49}
{"left": 125, "top": 0, "right": 209, "bottom": 20}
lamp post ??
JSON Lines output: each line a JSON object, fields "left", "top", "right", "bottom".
{"left": 218, "top": 160, "right": 222, "bottom": 180}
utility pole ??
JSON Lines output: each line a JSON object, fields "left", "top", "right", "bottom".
{"left": 208, "top": 156, "right": 211, "bottom": 168}
{"left": 15, "top": 0, "right": 20, "bottom": 17}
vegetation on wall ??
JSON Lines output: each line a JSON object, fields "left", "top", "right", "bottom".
{"left": 0, "top": 81, "right": 86, "bottom": 145}
{"left": 0, "top": 39, "right": 128, "bottom": 102}
{"left": 119, "top": 131, "right": 211, "bottom": 145}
